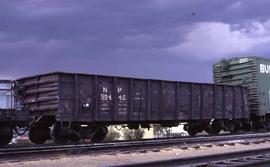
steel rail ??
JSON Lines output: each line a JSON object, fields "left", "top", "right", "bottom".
{"left": 116, "top": 147, "right": 270, "bottom": 167}
{"left": 1, "top": 132, "right": 270, "bottom": 159}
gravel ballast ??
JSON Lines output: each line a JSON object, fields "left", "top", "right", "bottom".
{"left": 1, "top": 141, "right": 270, "bottom": 167}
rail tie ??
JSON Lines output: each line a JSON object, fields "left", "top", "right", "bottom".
{"left": 114, "top": 147, "right": 270, "bottom": 167}
{"left": 2, "top": 132, "right": 270, "bottom": 165}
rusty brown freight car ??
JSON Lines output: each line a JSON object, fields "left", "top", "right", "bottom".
{"left": 14, "top": 72, "right": 250, "bottom": 144}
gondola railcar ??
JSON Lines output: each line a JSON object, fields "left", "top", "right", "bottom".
{"left": 14, "top": 72, "right": 250, "bottom": 144}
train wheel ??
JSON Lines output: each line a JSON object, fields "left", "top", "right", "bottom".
{"left": 29, "top": 127, "right": 50, "bottom": 144}
{"left": 228, "top": 121, "right": 240, "bottom": 134}
{"left": 91, "top": 127, "right": 108, "bottom": 142}
{"left": 229, "top": 124, "right": 239, "bottom": 133}
{"left": 50, "top": 123, "right": 69, "bottom": 144}
{"left": 184, "top": 123, "right": 198, "bottom": 136}
{"left": 0, "top": 126, "right": 13, "bottom": 146}
{"left": 205, "top": 120, "right": 221, "bottom": 135}
{"left": 242, "top": 121, "right": 251, "bottom": 132}
{"left": 70, "top": 134, "right": 81, "bottom": 143}
{"left": 69, "top": 127, "right": 81, "bottom": 143}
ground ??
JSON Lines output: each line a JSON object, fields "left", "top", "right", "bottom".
{"left": 2, "top": 140, "right": 270, "bottom": 167}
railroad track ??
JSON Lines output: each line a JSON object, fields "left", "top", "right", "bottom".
{"left": 118, "top": 147, "right": 270, "bottom": 167}
{"left": 1, "top": 132, "right": 270, "bottom": 161}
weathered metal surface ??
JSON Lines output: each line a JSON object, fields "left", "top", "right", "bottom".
{"left": 214, "top": 56, "right": 270, "bottom": 116}
{"left": 15, "top": 72, "right": 249, "bottom": 123}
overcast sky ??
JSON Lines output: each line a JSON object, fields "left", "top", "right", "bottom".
{"left": 1, "top": 0, "right": 270, "bottom": 82}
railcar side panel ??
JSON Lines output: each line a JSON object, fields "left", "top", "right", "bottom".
{"left": 179, "top": 83, "right": 191, "bottom": 120}
{"left": 115, "top": 78, "right": 129, "bottom": 121}
{"left": 191, "top": 84, "right": 201, "bottom": 120}
{"left": 215, "top": 86, "right": 224, "bottom": 118}
{"left": 77, "top": 75, "right": 95, "bottom": 122}
{"left": 15, "top": 72, "right": 250, "bottom": 124}
{"left": 58, "top": 74, "right": 75, "bottom": 121}
{"left": 202, "top": 85, "right": 214, "bottom": 119}
{"left": 132, "top": 79, "right": 147, "bottom": 121}
{"left": 162, "top": 82, "right": 176, "bottom": 120}
{"left": 224, "top": 86, "right": 234, "bottom": 119}
{"left": 97, "top": 76, "right": 114, "bottom": 121}
{"left": 149, "top": 81, "right": 160, "bottom": 120}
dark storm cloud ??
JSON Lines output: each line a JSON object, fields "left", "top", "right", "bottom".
{"left": 0, "top": 0, "right": 270, "bottom": 81}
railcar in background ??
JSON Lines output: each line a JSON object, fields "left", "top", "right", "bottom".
{"left": 0, "top": 80, "right": 28, "bottom": 146}
{"left": 14, "top": 72, "right": 249, "bottom": 144}
{"left": 214, "top": 57, "right": 270, "bottom": 129}
{"left": 0, "top": 80, "right": 14, "bottom": 146}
